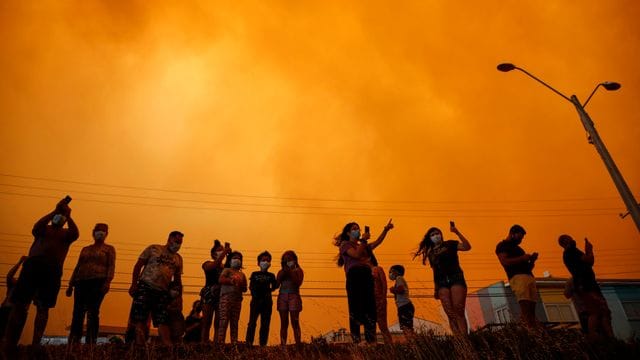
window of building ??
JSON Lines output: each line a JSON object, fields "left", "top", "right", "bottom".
{"left": 621, "top": 301, "right": 640, "bottom": 320}
{"left": 495, "top": 305, "right": 511, "bottom": 323}
{"left": 544, "top": 303, "right": 577, "bottom": 322}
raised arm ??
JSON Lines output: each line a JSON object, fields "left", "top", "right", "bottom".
{"left": 368, "top": 219, "right": 394, "bottom": 250}
{"left": 6, "top": 255, "right": 27, "bottom": 283}
{"left": 291, "top": 267, "right": 304, "bottom": 288}
{"left": 65, "top": 214, "right": 79, "bottom": 242}
{"left": 32, "top": 211, "right": 55, "bottom": 237}
{"left": 582, "top": 238, "right": 594, "bottom": 266}
{"left": 453, "top": 226, "right": 471, "bottom": 251}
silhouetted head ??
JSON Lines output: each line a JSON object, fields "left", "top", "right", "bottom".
{"left": 166, "top": 231, "right": 184, "bottom": 253}
{"left": 93, "top": 223, "right": 108, "bottom": 244}
{"left": 389, "top": 264, "right": 405, "bottom": 279}
{"left": 558, "top": 234, "right": 576, "bottom": 249}
{"left": 225, "top": 251, "right": 243, "bottom": 269}
{"left": 508, "top": 224, "right": 526, "bottom": 244}
{"left": 211, "top": 239, "right": 223, "bottom": 260}
{"left": 281, "top": 250, "right": 298, "bottom": 269}
{"left": 414, "top": 226, "right": 442, "bottom": 265}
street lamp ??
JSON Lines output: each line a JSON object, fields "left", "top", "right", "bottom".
{"left": 497, "top": 62, "right": 640, "bottom": 234}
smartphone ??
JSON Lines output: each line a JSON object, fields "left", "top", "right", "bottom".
{"left": 62, "top": 195, "right": 72, "bottom": 204}
{"left": 449, "top": 221, "right": 455, "bottom": 228}
{"left": 364, "top": 226, "right": 370, "bottom": 234}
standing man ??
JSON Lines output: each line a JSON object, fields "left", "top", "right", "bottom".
{"left": 558, "top": 235, "right": 613, "bottom": 340}
{"left": 66, "top": 223, "right": 116, "bottom": 345}
{"left": 2, "top": 197, "right": 79, "bottom": 353}
{"left": 128, "top": 231, "right": 184, "bottom": 345}
{"left": 495, "top": 224, "right": 539, "bottom": 327}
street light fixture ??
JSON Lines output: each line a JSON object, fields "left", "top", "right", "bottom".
{"left": 497, "top": 62, "right": 640, "bottom": 234}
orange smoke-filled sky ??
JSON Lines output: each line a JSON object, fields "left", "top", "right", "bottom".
{"left": 1, "top": 0, "right": 639, "bottom": 344}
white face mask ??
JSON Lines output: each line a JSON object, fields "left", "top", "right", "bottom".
{"left": 230, "top": 258, "right": 241, "bottom": 269}
{"left": 93, "top": 231, "right": 106, "bottom": 241}
{"left": 168, "top": 242, "right": 181, "bottom": 253}
{"left": 259, "top": 261, "right": 271, "bottom": 271}
{"left": 52, "top": 214, "right": 66, "bottom": 226}
{"left": 215, "top": 251, "right": 224, "bottom": 259}
{"left": 389, "top": 273, "right": 397, "bottom": 280}
{"left": 430, "top": 233, "right": 442, "bottom": 245}
{"left": 287, "top": 260, "right": 295, "bottom": 268}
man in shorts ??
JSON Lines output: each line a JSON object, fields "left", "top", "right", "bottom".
{"left": 128, "top": 231, "right": 184, "bottom": 345}
{"left": 2, "top": 198, "right": 79, "bottom": 354}
{"left": 495, "top": 224, "right": 539, "bottom": 327}
{"left": 558, "top": 235, "right": 613, "bottom": 340}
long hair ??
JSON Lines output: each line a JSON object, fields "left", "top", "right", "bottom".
{"left": 334, "top": 222, "right": 358, "bottom": 267}
{"left": 210, "top": 239, "right": 222, "bottom": 258}
{"left": 413, "top": 227, "right": 441, "bottom": 265}
{"left": 281, "top": 250, "right": 298, "bottom": 268}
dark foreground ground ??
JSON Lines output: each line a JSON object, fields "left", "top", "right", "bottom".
{"left": 11, "top": 325, "right": 640, "bottom": 360}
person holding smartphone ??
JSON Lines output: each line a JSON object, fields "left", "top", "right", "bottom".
{"left": 333, "top": 219, "right": 393, "bottom": 343}
{"left": 3, "top": 197, "right": 79, "bottom": 354}
{"left": 413, "top": 221, "right": 471, "bottom": 335}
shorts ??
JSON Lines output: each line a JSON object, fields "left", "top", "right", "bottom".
{"left": 434, "top": 272, "right": 467, "bottom": 291}
{"left": 397, "top": 302, "right": 415, "bottom": 330}
{"left": 130, "top": 281, "right": 171, "bottom": 326}
{"left": 277, "top": 293, "right": 302, "bottom": 312}
{"left": 509, "top": 274, "right": 538, "bottom": 302}
{"left": 200, "top": 284, "right": 221, "bottom": 306}
{"left": 10, "top": 257, "right": 62, "bottom": 309}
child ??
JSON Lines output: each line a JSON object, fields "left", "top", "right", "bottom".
{"left": 277, "top": 250, "right": 304, "bottom": 345}
{"left": 389, "top": 265, "right": 415, "bottom": 339}
{"left": 217, "top": 251, "right": 247, "bottom": 345}
{"left": 245, "top": 251, "right": 278, "bottom": 346}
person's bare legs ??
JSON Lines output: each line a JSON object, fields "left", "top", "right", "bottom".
{"left": 201, "top": 303, "right": 214, "bottom": 342}
{"left": 157, "top": 324, "right": 172, "bottom": 346}
{"left": 2, "top": 303, "right": 28, "bottom": 354}
{"left": 279, "top": 310, "right": 289, "bottom": 345}
{"left": 290, "top": 311, "right": 301, "bottom": 344}
{"left": 451, "top": 285, "right": 468, "bottom": 335}
{"left": 438, "top": 288, "right": 459, "bottom": 335}
{"left": 32, "top": 307, "right": 49, "bottom": 345}
{"left": 519, "top": 300, "right": 537, "bottom": 328}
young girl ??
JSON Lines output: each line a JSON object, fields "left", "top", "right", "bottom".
{"left": 200, "top": 240, "right": 230, "bottom": 343}
{"left": 217, "top": 251, "right": 247, "bottom": 344}
{"left": 371, "top": 256, "right": 392, "bottom": 344}
{"left": 276, "top": 250, "right": 304, "bottom": 345}
{"left": 414, "top": 222, "right": 471, "bottom": 335}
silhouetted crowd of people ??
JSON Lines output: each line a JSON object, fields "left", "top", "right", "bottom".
{"left": 0, "top": 197, "right": 615, "bottom": 354}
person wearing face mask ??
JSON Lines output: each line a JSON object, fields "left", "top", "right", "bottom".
{"left": 200, "top": 239, "right": 230, "bottom": 343}
{"left": 65, "top": 223, "right": 116, "bottom": 345}
{"left": 245, "top": 251, "right": 278, "bottom": 346}
{"left": 3, "top": 197, "right": 79, "bottom": 355}
{"left": 333, "top": 220, "right": 393, "bottom": 344}
{"left": 128, "top": 231, "right": 184, "bottom": 345}
{"left": 495, "top": 224, "right": 539, "bottom": 328}
{"left": 276, "top": 250, "right": 304, "bottom": 345}
{"left": 217, "top": 251, "right": 247, "bottom": 344}
{"left": 413, "top": 223, "right": 471, "bottom": 336}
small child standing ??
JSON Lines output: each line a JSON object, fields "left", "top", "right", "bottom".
{"left": 217, "top": 251, "right": 247, "bottom": 345}
{"left": 245, "top": 251, "right": 278, "bottom": 346}
{"left": 389, "top": 265, "right": 415, "bottom": 339}
{"left": 277, "top": 250, "right": 304, "bottom": 345}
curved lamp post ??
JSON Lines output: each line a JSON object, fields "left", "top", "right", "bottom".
{"left": 497, "top": 63, "right": 640, "bottom": 233}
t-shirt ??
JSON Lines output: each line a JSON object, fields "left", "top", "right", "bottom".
{"left": 138, "top": 245, "right": 183, "bottom": 291}
{"left": 29, "top": 225, "right": 79, "bottom": 270}
{"left": 219, "top": 268, "right": 246, "bottom": 301}
{"left": 563, "top": 246, "right": 597, "bottom": 290}
{"left": 393, "top": 275, "right": 411, "bottom": 307}
{"left": 278, "top": 267, "right": 303, "bottom": 294}
{"left": 72, "top": 243, "right": 116, "bottom": 282}
{"left": 202, "top": 261, "right": 223, "bottom": 287}
{"left": 340, "top": 241, "right": 369, "bottom": 273}
{"left": 249, "top": 271, "right": 277, "bottom": 300}
{"left": 428, "top": 240, "right": 463, "bottom": 281}
{"left": 495, "top": 240, "right": 533, "bottom": 279}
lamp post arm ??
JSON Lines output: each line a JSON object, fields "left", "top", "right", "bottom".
{"left": 515, "top": 67, "right": 573, "bottom": 102}
{"left": 570, "top": 95, "right": 640, "bottom": 233}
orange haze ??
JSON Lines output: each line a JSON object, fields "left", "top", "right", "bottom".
{"left": 1, "top": 0, "right": 639, "bottom": 344}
